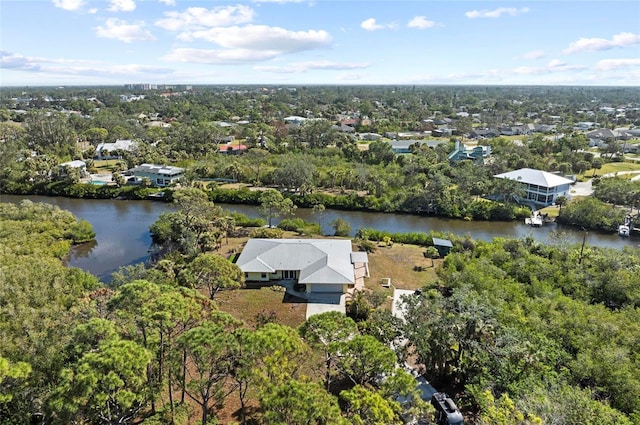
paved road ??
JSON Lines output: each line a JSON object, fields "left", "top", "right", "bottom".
{"left": 570, "top": 171, "right": 640, "bottom": 198}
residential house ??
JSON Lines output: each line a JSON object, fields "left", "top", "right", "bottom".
{"left": 432, "top": 128, "right": 453, "bottom": 138}
{"left": 494, "top": 168, "right": 574, "bottom": 206}
{"left": 236, "top": 239, "right": 368, "bottom": 293}
{"left": 448, "top": 140, "right": 491, "bottom": 163}
{"left": 283, "top": 116, "right": 307, "bottom": 126}
{"left": 574, "top": 122, "right": 596, "bottom": 131}
{"left": 333, "top": 124, "right": 356, "bottom": 133}
{"left": 358, "top": 132, "right": 382, "bottom": 141}
{"left": 469, "top": 128, "right": 500, "bottom": 139}
{"left": 388, "top": 139, "right": 448, "bottom": 154}
{"left": 96, "top": 139, "right": 137, "bottom": 160}
{"left": 499, "top": 124, "right": 534, "bottom": 136}
{"left": 59, "top": 160, "right": 88, "bottom": 178}
{"left": 131, "top": 163, "right": 184, "bottom": 187}
{"left": 586, "top": 128, "right": 631, "bottom": 141}
{"left": 534, "top": 124, "right": 557, "bottom": 134}
{"left": 219, "top": 143, "right": 248, "bottom": 155}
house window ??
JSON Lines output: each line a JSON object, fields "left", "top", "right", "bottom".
{"left": 261, "top": 273, "right": 267, "bottom": 279}
{"left": 156, "top": 178, "right": 163, "bottom": 185}
{"left": 283, "top": 270, "right": 296, "bottom": 279}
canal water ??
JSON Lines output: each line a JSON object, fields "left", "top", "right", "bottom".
{"left": 2, "top": 195, "right": 636, "bottom": 281}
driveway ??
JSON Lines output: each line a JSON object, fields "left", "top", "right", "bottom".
{"left": 392, "top": 289, "right": 416, "bottom": 319}
{"left": 570, "top": 180, "right": 593, "bottom": 197}
{"left": 305, "top": 292, "right": 346, "bottom": 319}
{"left": 392, "top": 289, "right": 440, "bottom": 406}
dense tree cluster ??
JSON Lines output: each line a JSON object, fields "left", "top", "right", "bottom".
{"left": 402, "top": 236, "right": 640, "bottom": 423}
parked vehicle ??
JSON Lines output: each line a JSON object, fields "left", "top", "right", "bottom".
{"left": 431, "top": 392, "right": 464, "bottom": 425}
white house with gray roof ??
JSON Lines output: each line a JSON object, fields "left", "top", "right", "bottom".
{"left": 132, "top": 163, "right": 184, "bottom": 187}
{"left": 494, "top": 168, "right": 574, "bottom": 206}
{"left": 236, "top": 239, "right": 368, "bottom": 293}
{"left": 96, "top": 139, "right": 137, "bottom": 160}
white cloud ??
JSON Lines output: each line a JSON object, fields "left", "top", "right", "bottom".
{"left": 360, "top": 18, "right": 393, "bottom": 31}
{"left": 52, "top": 0, "right": 85, "bottom": 11}
{"left": 546, "top": 59, "right": 586, "bottom": 72}
{"left": 252, "top": 0, "right": 305, "bottom": 3}
{"left": 595, "top": 58, "right": 640, "bottom": 71}
{"left": 88, "top": 8, "right": 98, "bottom": 14}
{"left": 407, "top": 16, "right": 436, "bottom": 29}
{"left": 162, "top": 48, "right": 279, "bottom": 64}
{"left": 1, "top": 51, "right": 174, "bottom": 79}
{"left": 159, "top": 0, "right": 175, "bottom": 5}
{"left": 465, "top": 7, "right": 529, "bottom": 19}
{"left": 563, "top": 32, "right": 640, "bottom": 54}
{"left": 155, "top": 5, "right": 255, "bottom": 32}
{"left": 254, "top": 60, "right": 370, "bottom": 73}
{"left": 510, "top": 59, "right": 586, "bottom": 75}
{"left": 336, "top": 72, "right": 365, "bottom": 81}
{"left": 177, "top": 25, "right": 332, "bottom": 52}
{"left": 108, "top": 0, "right": 136, "bottom": 12}
{"left": 521, "top": 50, "right": 546, "bottom": 60}
{"left": 95, "top": 18, "right": 156, "bottom": 43}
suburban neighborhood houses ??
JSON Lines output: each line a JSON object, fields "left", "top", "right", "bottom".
{"left": 2, "top": 84, "right": 640, "bottom": 425}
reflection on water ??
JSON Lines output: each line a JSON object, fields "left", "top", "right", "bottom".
{"left": 1, "top": 194, "right": 636, "bottom": 282}
{"left": 69, "top": 239, "right": 98, "bottom": 260}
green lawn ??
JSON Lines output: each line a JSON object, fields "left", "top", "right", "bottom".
{"left": 584, "top": 161, "right": 640, "bottom": 177}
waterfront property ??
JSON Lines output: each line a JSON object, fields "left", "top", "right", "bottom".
{"left": 59, "top": 160, "right": 89, "bottom": 178}
{"left": 236, "top": 238, "right": 368, "bottom": 293}
{"left": 494, "top": 168, "right": 574, "bottom": 207}
{"left": 131, "top": 163, "right": 184, "bottom": 187}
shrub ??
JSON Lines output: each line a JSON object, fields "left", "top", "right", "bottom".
{"left": 331, "top": 217, "right": 352, "bottom": 237}
{"left": 278, "top": 218, "right": 322, "bottom": 235}
{"left": 229, "top": 211, "right": 265, "bottom": 227}
{"left": 250, "top": 227, "right": 284, "bottom": 238}
{"left": 357, "top": 239, "right": 377, "bottom": 253}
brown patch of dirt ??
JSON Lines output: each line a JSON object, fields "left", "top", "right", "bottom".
{"left": 365, "top": 243, "right": 441, "bottom": 291}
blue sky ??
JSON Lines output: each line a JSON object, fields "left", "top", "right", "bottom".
{"left": 1, "top": 0, "right": 639, "bottom": 86}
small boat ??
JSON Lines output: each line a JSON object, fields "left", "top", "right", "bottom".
{"left": 618, "top": 224, "right": 630, "bottom": 237}
{"left": 147, "top": 191, "right": 166, "bottom": 200}
{"left": 525, "top": 214, "right": 543, "bottom": 227}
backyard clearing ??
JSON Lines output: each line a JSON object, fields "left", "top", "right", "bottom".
{"left": 366, "top": 242, "right": 441, "bottom": 292}
{"left": 215, "top": 285, "right": 307, "bottom": 329}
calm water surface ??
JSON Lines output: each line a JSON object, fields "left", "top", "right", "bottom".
{"left": 2, "top": 194, "right": 636, "bottom": 281}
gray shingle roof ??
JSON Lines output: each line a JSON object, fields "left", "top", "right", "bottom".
{"left": 237, "top": 239, "right": 355, "bottom": 285}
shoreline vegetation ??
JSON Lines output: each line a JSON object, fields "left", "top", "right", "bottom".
{"left": 1, "top": 179, "right": 632, "bottom": 234}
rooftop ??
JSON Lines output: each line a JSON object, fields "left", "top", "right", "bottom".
{"left": 237, "top": 239, "right": 357, "bottom": 285}
{"left": 494, "top": 168, "right": 574, "bottom": 188}
{"left": 132, "top": 163, "right": 184, "bottom": 176}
